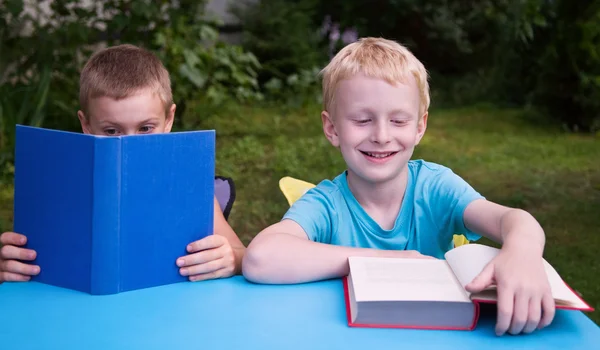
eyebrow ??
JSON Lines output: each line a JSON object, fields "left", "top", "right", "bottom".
{"left": 389, "top": 110, "right": 415, "bottom": 119}
{"left": 348, "top": 108, "right": 415, "bottom": 119}
{"left": 137, "top": 118, "right": 161, "bottom": 124}
{"left": 95, "top": 117, "right": 161, "bottom": 126}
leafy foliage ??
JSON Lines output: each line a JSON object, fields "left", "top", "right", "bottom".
{"left": 230, "top": 0, "right": 325, "bottom": 106}
{"left": 0, "top": 0, "right": 262, "bottom": 180}
{"left": 529, "top": 0, "right": 600, "bottom": 132}
{"left": 237, "top": 0, "right": 599, "bottom": 131}
{"left": 231, "top": 0, "right": 325, "bottom": 82}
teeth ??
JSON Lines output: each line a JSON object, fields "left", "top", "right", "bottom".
{"left": 366, "top": 152, "right": 393, "bottom": 158}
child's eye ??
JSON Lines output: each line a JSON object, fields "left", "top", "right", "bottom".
{"left": 354, "top": 119, "right": 371, "bottom": 125}
{"left": 139, "top": 125, "right": 155, "bottom": 133}
{"left": 392, "top": 120, "right": 408, "bottom": 125}
{"left": 104, "top": 128, "right": 119, "bottom": 135}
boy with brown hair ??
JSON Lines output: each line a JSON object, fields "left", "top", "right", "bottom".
{"left": 0, "top": 44, "right": 245, "bottom": 283}
{"left": 243, "top": 37, "right": 555, "bottom": 336}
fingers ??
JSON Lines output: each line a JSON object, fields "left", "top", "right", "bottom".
{"left": 177, "top": 248, "right": 225, "bottom": 268}
{"left": 495, "top": 285, "right": 514, "bottom": 336}
{"left": 508, "top": 293, "right": 529, "bottom": 335}
{"left": 177, "top": 236, "right": 236, "bottom": 281}
{"left": 0, "top": 233, "right": 40, "bottom": 284}
{"left": 0, "top": 244, "right": 37, "bottom": 261}
{"left": 0, "top": 271, "right": 32, "bottom": 283}
{"left": 0, "top": 259, "right": 40, "bottom": 277}
{"left": 522, "top": 296, "right": 542, "bottom": 334}
{"left": 188, "top": 267, "right": 234, "bottom": 282}
{"left": 0, "top": 232, "right": 27, "bottom": 246}
{"left": 180, "top": 258, "right": 231, "bottom": 277}
{"left": 539, "top": 293, "right": 556, "bottom": 329}
{"left": 465, "top": 263, "right": 495, "bottom": 293}
{"left": 186, "top": 235, "right": 226, "bottom": 253}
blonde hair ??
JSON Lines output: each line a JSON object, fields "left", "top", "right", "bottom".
{"left": 79, "top": 44, "right": 173, "bottom": 116}
{"left": 320, "top": 37, "right": 430, "bottom": 117}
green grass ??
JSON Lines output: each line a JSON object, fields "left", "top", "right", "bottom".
{"left": 1, "top": 102, "right": 598, "bottom": 324}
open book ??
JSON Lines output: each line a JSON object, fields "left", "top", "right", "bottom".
{"left": 13, "top": 125, "right": 215, "bottom": 295}
{"left": 344, "top": 244, "right": 593, "bottom": 330}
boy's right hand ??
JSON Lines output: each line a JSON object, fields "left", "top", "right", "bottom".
{"left": 0, "top": 232, "right": 40, "bottom": 283}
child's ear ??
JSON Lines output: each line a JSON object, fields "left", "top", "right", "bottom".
{"left": 415, "top": 112, "right": 428, "bottom": 145}
{"left": 77, "top": 110, "right": 92, "bottom": 134}
{"left": 164, "top": 103, "right": 176, "bottom": 133}
{"left": 322, "top": 111, "right": 340, "bottom": 147}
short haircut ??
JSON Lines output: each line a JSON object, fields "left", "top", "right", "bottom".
{"left": 320, "top": 37, "right": 430, "bottom": 117}
{"left": 79, "top": 44, "right": 173, "bottom": 116}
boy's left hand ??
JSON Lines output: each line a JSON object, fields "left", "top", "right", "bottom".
{"left": 176, "top": 235, "right": 236, "bottom": 282}
{"left": 465, "top": 246, "right": 555, "bottom": 336}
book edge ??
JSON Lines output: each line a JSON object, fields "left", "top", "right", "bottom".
{"left": 342, "top": 276, "right": 479, "bottom": 331}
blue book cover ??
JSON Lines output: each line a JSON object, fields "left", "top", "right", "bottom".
{"left": 13, "top": 125, "right": 215, "bottom": 295}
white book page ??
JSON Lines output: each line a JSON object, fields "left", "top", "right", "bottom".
{"left": 348, "top": 257, "right": 470, "bottom": 303}
{"left": 444, "top": 244, "right": 588, "bottom": 308}
{"left": 444, "top": 244, "right": 498, "bottom": 289}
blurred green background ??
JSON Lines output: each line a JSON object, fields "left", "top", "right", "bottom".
{"left": 1, "top": 0, "right": 598, "bottom": 324}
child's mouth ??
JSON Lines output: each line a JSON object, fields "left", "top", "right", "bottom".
{"left": 360, "top": 151, "right": 398, "bottom": 162}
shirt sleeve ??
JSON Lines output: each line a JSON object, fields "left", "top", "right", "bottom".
{"left": 282, "top": 186, "right": 335, "bottom": 244}
{"left": 427, "top": 168, "right": 485, "bottom": 242}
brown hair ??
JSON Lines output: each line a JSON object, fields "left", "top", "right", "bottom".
{"left": 79, "top": 44, "right": 173, "bottom": 116}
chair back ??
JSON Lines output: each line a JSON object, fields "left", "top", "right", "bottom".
{"left": 215, "top": 176, "right": 236, "bottom": 220}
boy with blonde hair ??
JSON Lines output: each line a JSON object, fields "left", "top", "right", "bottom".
{"left": 0, "top": 44, "right": 245, "bottom": 283}
{"left": 243, "top": 37, "right": 555, "bottom": 336}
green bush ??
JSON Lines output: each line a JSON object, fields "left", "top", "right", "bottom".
{"left": 306, "top": 0, "right": 600, "bottom": 132}
{"left": 529, "top": 0, "right": 600, "bottom": 132}
{"left": 230, "top": 0, "right": 326, "bottom": 105}
{"left": 0, "top": 0, "right": 262, "bottom": 180}
{"left": 152, "top": 12, "right": 263, "bottom": 128}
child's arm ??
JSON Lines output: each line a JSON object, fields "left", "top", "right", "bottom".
{"left": 461, "top": 199, "right": 555, "bottom": 336}
{"left": 212, "top": 196, "right": 246, "bottom": 274}
{"left": 176, "top": 196, "right": 246, "bottom": 281}
{"left": 243, "top": 219, "right": 432, "bottom": 284}
{"left": 0, "top": 232, "right": 40, "bottom": 283}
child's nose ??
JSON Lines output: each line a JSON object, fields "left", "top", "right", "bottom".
{"left": 120, "top": 129, "right": 138, "bottom": 136}
{"left": 371, "top": 124, "right": 391, "bottom": 144}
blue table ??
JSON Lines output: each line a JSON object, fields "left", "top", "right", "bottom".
{"left": 0, "top": 276, "right": 598, "bottom": 349}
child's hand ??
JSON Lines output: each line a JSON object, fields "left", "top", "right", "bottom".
{"left": 465, "top": 246, "right": 555, "bottom": 336}
{"left": 176, "top": 235, "right": 236, "bottom": 282}
{"left": 0, "top": 232, "right": 40, "bottom": 283}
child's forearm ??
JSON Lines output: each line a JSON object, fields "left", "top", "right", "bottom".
{"left": 499, "top": 209, "right": 545, "bottom": 256}
{"left": 242, "top": 233, "right": 422, "bottom": 284}
{"left": 243, "top": 233, "right": 348, "bottom": 283}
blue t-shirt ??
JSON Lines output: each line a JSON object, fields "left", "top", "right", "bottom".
{"left": 282, "top": 160, "right": 484, "bottom": 259}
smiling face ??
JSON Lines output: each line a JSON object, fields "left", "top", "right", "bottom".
{"left": 322, "top": 73, "right": 427, "bottom": 186}
{"left": 77, "top": 89, "right": 175, "bottom": 136}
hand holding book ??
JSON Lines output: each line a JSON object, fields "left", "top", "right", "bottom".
{"left": 344, "top": 244, "right": 592, "bottom": 331}
{"left": 0, "top": 232, "right": 40, "bottom": 283}
{"left": 177, "top": 235, "right": 237, "bottom": 282}
{"left": 464, "top": 244, "right": 555, "bottom": 335}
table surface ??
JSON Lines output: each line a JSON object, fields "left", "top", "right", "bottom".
{"left": 0, "top": 276, "right": 598, "bottom": 350}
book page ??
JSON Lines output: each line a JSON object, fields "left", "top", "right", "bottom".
{"left": 348, "top": 257, "right": 470, "bottom": 303}
{"left": 444, "top": 244, "right": 590, "bottom": 309}
{"left": 444, "top": 244, "right": 498, "bottom": 289}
